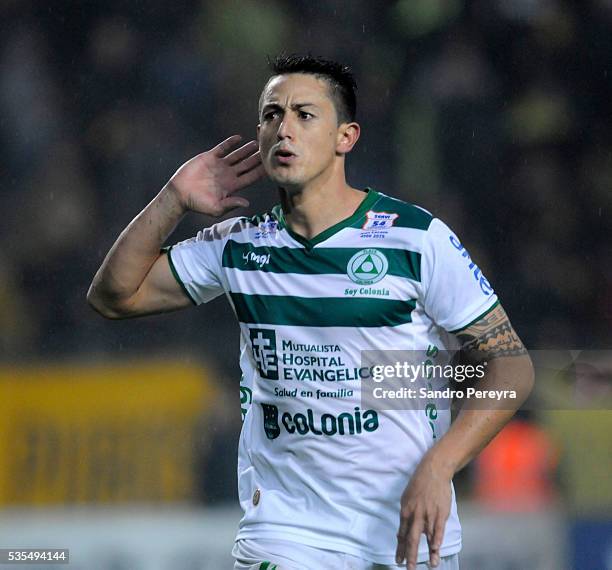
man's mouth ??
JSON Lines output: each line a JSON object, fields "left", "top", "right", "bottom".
{"left": 274, "top": 148, "right": 297, "bottom": 164}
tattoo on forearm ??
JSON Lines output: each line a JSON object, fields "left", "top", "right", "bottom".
{"left": 456, "top": 305, "right": 527, "bottom": 362}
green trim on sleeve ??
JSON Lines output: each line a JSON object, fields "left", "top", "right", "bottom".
{"left": 165, "top": 246, "right": 198, "bottom": 306}
{"left": 449, "top": 299, "right": 500, "bottom": 334}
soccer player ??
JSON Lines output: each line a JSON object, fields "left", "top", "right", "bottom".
{"left": 88, "top": 55, "right": 534, "bottom": 569}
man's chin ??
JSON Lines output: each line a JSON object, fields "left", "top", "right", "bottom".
{"left": 269, "top": 171, "right": 303, "bottom": 188}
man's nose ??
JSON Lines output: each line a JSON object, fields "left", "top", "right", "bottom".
{"left": 277, "top": 116, "right": 293, "bottom": 140}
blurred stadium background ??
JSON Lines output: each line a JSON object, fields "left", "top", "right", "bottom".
{"left": 1, "top": 0, "right": 611, "bottom": 568}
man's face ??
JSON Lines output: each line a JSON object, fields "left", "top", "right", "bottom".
{"left": 258, "top": 73, "right": 342, "bottom": 189}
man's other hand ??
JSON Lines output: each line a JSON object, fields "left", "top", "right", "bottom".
{"left": 395, "top": 457, "right": 452, "bottom": 569}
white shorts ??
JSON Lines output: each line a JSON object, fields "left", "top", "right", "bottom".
{"left": 232, "top": 538, "right": 460, "bottom": 570}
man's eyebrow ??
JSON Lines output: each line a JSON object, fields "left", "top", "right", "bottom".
{"left": 261, "top": 102, "right": 319, "bottom": 111}
{"left": 261, "top": 103, "right": 282, "bottom": 112}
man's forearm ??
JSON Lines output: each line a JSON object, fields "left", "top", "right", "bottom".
{"left": 425, "top": 354, "right": 534, "bottom": 478}
{"left": 87, "top": 183, "right": 185, "bottom": 311}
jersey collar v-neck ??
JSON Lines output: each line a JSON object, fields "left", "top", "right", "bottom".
{"left": 271, "top": 187, "right": 379, "bottom": 250}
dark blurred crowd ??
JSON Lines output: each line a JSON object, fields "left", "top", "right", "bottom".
{"left": 1, "top": 0, "right": 610, "bottom": 364}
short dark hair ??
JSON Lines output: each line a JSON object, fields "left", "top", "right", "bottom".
{"left": 260, "top": 54, "right": 357, "bottom": 124}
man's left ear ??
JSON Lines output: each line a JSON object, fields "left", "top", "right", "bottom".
{"left": 336, "top": 122, "right": 360, "bottom": 155}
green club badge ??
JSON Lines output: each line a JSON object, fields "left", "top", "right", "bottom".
{"left": 347, "top": 249, "right": 389, "bottom": 285}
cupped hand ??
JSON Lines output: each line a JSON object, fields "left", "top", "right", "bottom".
{"left": 167, "top": 135, "right": 266, "bottom": 217}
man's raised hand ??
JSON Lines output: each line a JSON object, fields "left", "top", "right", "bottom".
{"left": 166, "top": 135, "right": 265, "bottom": 217}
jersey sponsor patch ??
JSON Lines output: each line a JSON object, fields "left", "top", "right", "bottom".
{"left": 242, "top": 249, "right": 271, "bottom": 268}
{"left": 448, "top": 235, "right": 494, "bottom": 295}
{"left": 362, "top": 210, "right": 399, "bottom": 230}
{"left": 254, "top": 219, "right": 279, "bottom": 239}
{"left": 261, "top": 403, "right": 379, "bottom": 439}
{"left": 250, "top": 328, "right": 279, "bottom": 379}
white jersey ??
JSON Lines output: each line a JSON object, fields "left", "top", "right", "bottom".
{"left": 168, "top": 189, "right": 498, "bottom": 565}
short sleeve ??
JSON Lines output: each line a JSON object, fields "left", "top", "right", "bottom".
{"left": 420, "top": 218, "right": 498, "bottom": 332}
{"left": 166, "top": 224, "right": 228, "bottom": 306}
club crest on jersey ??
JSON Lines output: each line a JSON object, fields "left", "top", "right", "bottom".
{"left": 347, "top": 249, "right": 389, "bottom": 285}
{"left": 362, "top": 210, "right": 399, "bottom": 230}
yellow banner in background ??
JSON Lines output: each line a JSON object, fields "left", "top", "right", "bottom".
{"left": 0, "top": 360, "right": 215, "bottom": 505}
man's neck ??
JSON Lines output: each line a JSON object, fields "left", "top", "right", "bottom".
{"left": 279, "top": 174, "right": 366, "bottom": 241}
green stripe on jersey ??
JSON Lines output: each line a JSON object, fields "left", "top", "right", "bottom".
{"left": 222, "top": 241, "right": 422, "bottom": 282}
{"left": 230, "top": 293, "right": 417, "bottom": 327}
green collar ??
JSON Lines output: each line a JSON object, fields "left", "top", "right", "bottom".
{"left": 271, "top": 188, "right": 379, "bottom": 249}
